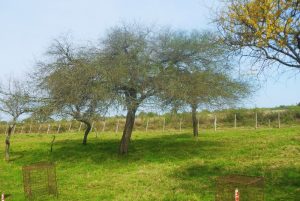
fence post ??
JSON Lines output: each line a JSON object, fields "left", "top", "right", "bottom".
{"left": 102, "top": 121, "right": 106, "bottom": 132}
{"left": 278, "top": 112, "right": 281, "bottom": 128}
{"left": 255, "top": 112, "right": 258, "bottom": 129}
{"left": 214, "top": 115, "right": 217, "bottom": 131}
{"left": 115, "top": 119, "right": 119, "bottom": 133}
{"left": 13, "top": 125, "right": 16, "bottom": 134}
{"left": 78, "top": 122, "right": 82, "bottom": 132}
{"left": 47, "top": 124, "right": 50, "bottom": 134}
{"left": 163, "top": 118, "right": 165, "bottom": 132}
{"left": 38, "top": 124, "right": 41, "bottom": 133}
{"left": 57, "top": 124, "right": 61, "bottom": 134}
{"left": 268, "top": 119, "right": 271, "bottom": 128}
{"left": 197, "top": 116, "right": 200, "bottom": 133}
{"left": 146, "top": 119, "right": 149, "bottom": 132}
{"left": 21, "top": 126, "right": 24, "bottom": 134}
{"left": 234, "top": 114, "right": 237, "bottom": 129}
{"left": 29, "top": 124, "right": 32, "bottom": 133}
{"left": 179, "top": 119, "right": 182, "bottom": 132}
{"left": 94, "top": 124, "right": 98, "bottom": 138}
{"left": 91, "top": 121, "right": 94, "bottom": 133}
{"left": 5, "top": 124, "right": 8, "bottom": 135}
{"left": 68, "top": 122, "right": 72, "bottom": 132}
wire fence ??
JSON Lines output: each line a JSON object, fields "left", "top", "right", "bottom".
{"left": 0, "top": 111, "right": 299, "bottom": 134}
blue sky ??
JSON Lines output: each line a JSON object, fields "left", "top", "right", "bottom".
{"left": 0, "top": 0, "right": 299, "bottom": 110}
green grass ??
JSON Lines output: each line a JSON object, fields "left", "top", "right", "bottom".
{"left": 0, "top": 127, "right": 300, "bottom": 200}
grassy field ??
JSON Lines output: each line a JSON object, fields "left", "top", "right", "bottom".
{"left": 0, "top": 127, "right": 299, "bottom": 200}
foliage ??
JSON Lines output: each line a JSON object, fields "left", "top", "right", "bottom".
{"left": 0, "top": 79, "right": 32, "bottom": 123}
{"left": 33, "top": 38, "right": 112, "bottom": 144}
{"left": 217, "top": 0, "right": 300, "bottom": 69}
{"left": 156, "top": 30, "right": 250, "bottom": 136}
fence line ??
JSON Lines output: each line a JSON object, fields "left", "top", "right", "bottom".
{"left": 0, "top": 111, "right": 295, "bottom": 134}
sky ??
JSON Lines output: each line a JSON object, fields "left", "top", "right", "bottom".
{"left": 0, "top": 0, "right": 299, "bottom": 112}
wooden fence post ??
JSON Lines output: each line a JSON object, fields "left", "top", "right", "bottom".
{"left": 146, "top": 119, "right": 149, "bottom": 132}
{"left": 5, "top": 124, "right": 8, "bottom": 135}
{"left": 38, "top": 124, "right": 41, "bottom": 133}
{"left": 255, "top": 112, "right": 258, "bottom": 129}
{"left": 94, "top": 124, "right": 98, "bottom": 138}
{"left": 179, "top": 119, "right": 182, "bottom": 132}
{"left": 78, "top": 122, "right": 82, "bottom": 132}
{"left": 21, "top": 126, "right": 24, "bottom": 134}
{"left": 197, "top": 116, "right": 200, "bottom": 132}
{"left": 68, "top": 122, "right": 72, "bottom": 132}
{"left": 278, "top": 112, "right": 281, "bottom": 128}
{"left": 268, "top": 119, "right": 271, "bottom": 128}
{"left": 47, "top": 124, "right": 50, "bottom": 134}
{"left": 115, "top": 119, "right": 119, "bottom": 133}
{"left": 102, "top": 121, "right": 106, "bottom": 132}
{"left": 57, "top": 124, "right": 61, "bottom": 134}
{"left": 163, "top": 118, "right": 165, "bottom": 132}
{"left": 91, "top": 121, "right": 94, "bottom": 133}
{"left": 214, "top": 115, "right": 217, "bottom": 132}
{"left": 13, "top": 125, "right": 16, "bottom": 134}
{"left": 234, "top": 114, "right": 237, "bottom": 129}
{"left": 29, "top": 124, "right": 32, "bottom": 133}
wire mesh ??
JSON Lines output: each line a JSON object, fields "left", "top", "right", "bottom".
{"left": 22, "top": 162, "right": 58, "bottom": 200}
{"left": 215, "top": 175, "right": 264, "bottom": 201}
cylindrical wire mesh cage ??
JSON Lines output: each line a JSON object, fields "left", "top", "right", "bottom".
{"left": 215, "top": 175, "right": 264, "bottom": 201}
{"left": 22, "top": 162, "right": 58, "bottom": 200}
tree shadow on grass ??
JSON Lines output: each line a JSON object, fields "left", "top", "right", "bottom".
{"left": 11, "top": 133, "right": 224, "bottom": 168}
{"left": 170, "top": 160, "right": 300, "bottom": 200}
{"left": 9, "top": 152, "right": 24, "bottom": 162}
{"left": 168, "top": 161, "right": 228, "bottom": 199}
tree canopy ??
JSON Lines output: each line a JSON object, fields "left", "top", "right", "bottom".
{"left": 34, "top": 38, "right": 112, "bottom": 144}
{"left": 157, "top": 30, "right": 250, "bottom": 136}
{"left": 97, "top": 25, "right": 165, "bottom": 154}
{"left": 217, "top": 0, "right": 300, "bottom": 69}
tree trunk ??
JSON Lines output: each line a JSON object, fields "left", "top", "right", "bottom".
{"left": 82, "top": 121, "right": 91, "bottom": 145}
{"left": 5, "top": 125, "right": 14, "bottom": 161}
{"left": 119, "top": 106, "right": 137, "bottom": 155}
{"left": 191, "top": 104, "right": 198, "bottom": 137}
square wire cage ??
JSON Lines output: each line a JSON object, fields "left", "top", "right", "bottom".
{"left": 215, "top": 175, "right": 264, "bottom": 201}
{"left": 22, "top": 162, "right": 58, "bottom": 200}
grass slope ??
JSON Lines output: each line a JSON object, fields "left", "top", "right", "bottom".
{"left": 0, "top": 127, "right": 300, "bottom": 200}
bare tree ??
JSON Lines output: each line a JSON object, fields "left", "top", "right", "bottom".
{"left": 0, "top": 79, "right": 32, "bottom": 161}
